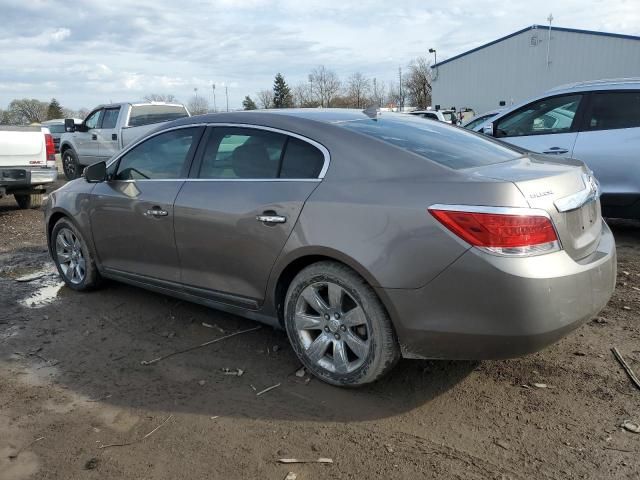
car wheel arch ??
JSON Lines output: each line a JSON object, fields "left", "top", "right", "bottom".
{"left": 271, "top": 248, "right": 384, "bottom": 327}
{"left": 47, "top": 210, "right": 97, "bottom": 263}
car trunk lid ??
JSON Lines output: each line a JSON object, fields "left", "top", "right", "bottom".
{"left": 469, "top": 154, "right": 601, "bottom": 260}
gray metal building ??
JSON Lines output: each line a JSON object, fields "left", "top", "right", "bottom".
{"left": 431, "top": 25, "right": 640, "bottom": 114}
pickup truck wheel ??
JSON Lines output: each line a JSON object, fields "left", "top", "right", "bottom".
{"left": 51, "top": 218, "right": 100, "bottom": 291}
{"left": 14, "top": 193, "right": 43, "bottom": 209}
{"left": 62, "top": 149, "right": 80, "bottom": 180}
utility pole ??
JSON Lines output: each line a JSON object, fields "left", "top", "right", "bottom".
{"left": 212, "top": 83, "right": 217, "bottom": 112}
{"left": 194, "top": 87, "right": 198, "bottom": 101}
{"left": 225, "top": 85, "right": 229, "bottom": 112}
{"left": 546, "top": 13, "right": 553, "bottom": 68}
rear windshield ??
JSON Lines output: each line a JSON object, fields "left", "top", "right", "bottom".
{"left": 128, "top": 105, "right": 189, "bottom": 128}
{"left": 336, "top": 113, "right": 520, "bottom": 169}
{"left": 46, "top": 124, "right": 65, "bottom": 133}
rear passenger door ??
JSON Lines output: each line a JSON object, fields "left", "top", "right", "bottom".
{"left": 174, "top": 126, "right": 327, "bottom": 306}
{"left": 493, "top": 94, "right": 584, "bottom": 156}
{"left": 571, "top": 90, "right": 640, "bottom": 211}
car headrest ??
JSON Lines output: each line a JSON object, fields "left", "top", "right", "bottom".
{"left": 231, "top": 142, "right": 274, "bottom": 178}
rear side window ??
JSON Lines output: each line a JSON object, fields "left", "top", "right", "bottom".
{"left": 586, "top": 91, "right": 640, "bottom": 131}
{"left": 128, "top": 105, "right": 189, "bottom": 128}
{"left": 101, "top": 108, "right": 120, "bottom": 129}
{"left": 115, "top": 128, "right": 199, "bottom": 180}
{"left": 199, "top": 128, "right": 286, "bottom": 179}
{"left": 337, "top": 114, "right": 519, "bottom": 169}
{"left": 280, "top": 138, "right": 325, "bottom": 178}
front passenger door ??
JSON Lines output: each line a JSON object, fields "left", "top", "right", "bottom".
{"left": 494, "top": 94, "right": 584, "bottom": 156}
{"left": 90, "top": 126, "right": 204, "bottom": 283}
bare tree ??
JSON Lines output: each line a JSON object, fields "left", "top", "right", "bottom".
{"left": 144, "top": 93, "right": 178, "bottom": 103}
{"left": 371, "top": 78, "right": 387, "bottom": 108}
{"left": 387, "top": 82, "right": 407, "bottom": 111}
{"left": 76, "top": 108, "right": 90, "bottom": 119}
{"left": 187, "top": 95, "right": 209, "bottom": 115}
{"left": 292, "top": 82, "right": 318, "bottom": 108}
{"left": 346, "top": 72, "right": 371, "bottom": 108}
{"left": 309, "top": 65, "right": 341, "bottom": 107}
{"left": 257, "top": 89, "right": 274, "bottom": 109}
{"left": 403, "top": 56, "right": 433, "bottom": 109}
{"left": 8, "top": 98, "right": 49, "bottom": 124}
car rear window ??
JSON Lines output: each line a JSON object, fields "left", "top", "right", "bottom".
{"left": 46, "top": 124, "right": 65, "bottom": 133}
{"left": 128, "top": 105, "right": 189, "bottom": 128}
{"left": 336, "top": 114, "right": 520, "bottom": 169}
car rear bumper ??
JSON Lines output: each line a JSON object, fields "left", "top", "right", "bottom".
{"left": 380, "top": 221, "right": 617, "bottom": 360}
{"left": 0, "top": 167, "right": 57, "bottom": 191}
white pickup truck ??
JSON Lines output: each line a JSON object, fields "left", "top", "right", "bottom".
{"left": 0, "top": 126, "right": 58, "bottom": 209}
{"left": 59, "top": 101, "right": 190, "bottom": 179}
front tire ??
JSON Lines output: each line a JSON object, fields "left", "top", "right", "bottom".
{"left": 284, "top": 261, "right": 400, "bottom": 386}
{"left": 14, "top": 193, "right": 43, "bottom": 209}
{"left": 51, "top": 218, "right": 100, "bottom": 291}
{"left": 62, "top": 149, "right": 81, "bottom": 180}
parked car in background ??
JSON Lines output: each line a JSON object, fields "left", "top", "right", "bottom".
{"left": 462, "top": 109, "right": 503, "bottom": 130}
{"left": 42, "top": 118, "right": 81, "bottom": 153}
{"left": 476, "top": 79, "right": 640, "bottom": 219}
{"left": 0, "top": 125, "right": 57, "bottom": 208}
{"left": 59, "top": 101, "right": 190, "bottom": 180}
{"left": 409, "top": 109, "right": 458, "bottom": 124}
{"left": 45, "top": 110, "right": 615, "bottom": 386}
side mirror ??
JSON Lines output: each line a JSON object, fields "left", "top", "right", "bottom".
{"left": 482, "top": 123, "right": 494, "bottom": 136}
{"left": 64, "top": 118, "right": 76, "bottom": 133}
{"left": 84, "top": 161, "right": 106, "bottom": 183}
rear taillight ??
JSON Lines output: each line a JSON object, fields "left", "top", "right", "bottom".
{"left": 429, "top": 205, "right": 560, "bottom": 256}
{"left": 45, "top": 133, "right": 56, "bottom": 166}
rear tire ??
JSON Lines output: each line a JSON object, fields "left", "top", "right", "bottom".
{"left": 62, "top": 149, "right": 81, "bottom": 180}
{"left": 51, "top": 218, "right": 101, "bottom": 291}
{"left": 14, "top": 193, "right": 43, "bottom": 209}
{"left": 284, "top": 261, "right": 400, "bottom": 386}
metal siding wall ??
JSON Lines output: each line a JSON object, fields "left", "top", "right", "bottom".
{"left": 431, "top": 29, "right": 640, "bottom": 114}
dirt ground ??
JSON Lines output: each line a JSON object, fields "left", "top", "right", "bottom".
{"left": 0, "top": 180, "right": 639, "bottom": 480}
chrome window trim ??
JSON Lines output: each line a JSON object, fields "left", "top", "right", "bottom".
{"left": 106, "top": 122, "right": 331, "bottom": 182}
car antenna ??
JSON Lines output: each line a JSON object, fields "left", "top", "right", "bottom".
{"left": 362, "top": 105, "right": 380, "bottom": 120}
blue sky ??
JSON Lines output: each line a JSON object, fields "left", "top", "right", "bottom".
{"left": 0, "top": 0, "right": 638, "bottom": 110}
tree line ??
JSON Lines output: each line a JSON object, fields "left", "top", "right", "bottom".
{"left": 242, "top": 57, "right": 433, "bottom": 111}
{"left": 0, "top": 98, "right": 90, "bottom": 125}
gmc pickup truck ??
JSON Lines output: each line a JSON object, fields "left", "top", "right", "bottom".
{"left": 0, "top": 126, "right": 58, "bottom": 209}
{"left": 59, "top": 101, "right": 190, "bottom": 179}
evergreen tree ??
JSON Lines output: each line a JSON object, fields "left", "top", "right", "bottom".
{"left": 242, "top": 95, "right": 257, "bottom": 110}
{"left": 272, "top": 73, "right": 293, "bottom": 108}
{"left": 47, "top": 98, "right": 64, "bottom": 120}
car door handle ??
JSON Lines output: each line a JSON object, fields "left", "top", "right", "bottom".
{"left": 112, "top": 133, "right": 118, "bottom": 141}
{"left": 91, "top": 134, "right": 97, "bottom": 140}
{"left": 543, "top": 147, "right": 569, "bottom": 155}
{"left": 144, "top": 208, "right": 169, "bottom": 217}
{"left": 256, "top": 214, "right": 286, "bottom": 224}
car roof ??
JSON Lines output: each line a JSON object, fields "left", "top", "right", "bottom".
{"left": 546, "top": 77, "right": 640, "bottom": 94}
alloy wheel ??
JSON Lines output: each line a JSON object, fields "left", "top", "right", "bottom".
{"left": 55, "top": 228, "right": 86, "bottom": 284}
{"left": 294, "top": 281, "right": 370, "bottom": 374}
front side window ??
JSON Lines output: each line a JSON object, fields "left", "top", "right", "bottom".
{"left": 84, "top": 109, "right": 103, "bottom": 130}
{"left": 586, "top": 91, "right": 640, "bottom": 131}
{"left": 199, "top": 128, "right": 286, "bottom": 179}
{"left": 495, "top": 95, "right": 582, "bottom": 137}
{"left": 115, "top": 128, "right": 198, "bottom": 180}
{"left": 101, "top": 108, "right": 120, "bottom": 129}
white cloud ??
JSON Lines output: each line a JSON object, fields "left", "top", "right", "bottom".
{"left": 0, "top": 0, "right": 637, "bottom": 110}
